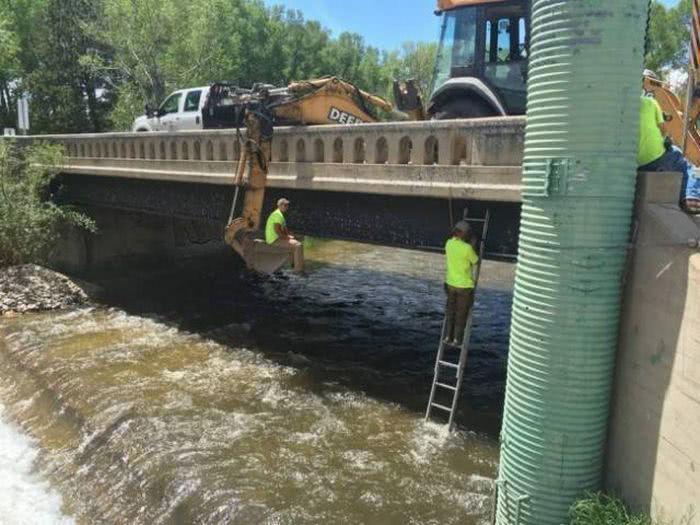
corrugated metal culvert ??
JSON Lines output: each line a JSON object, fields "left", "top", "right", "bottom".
{"left": 495, "top": 1, "right": 649, "bottom": 524}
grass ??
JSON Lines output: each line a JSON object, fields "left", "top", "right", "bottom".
{"left": 570, "top": 493, "right": 696, "bottom": 525}
{"left": 570, "top": 493, "right": 653, "bottom": 525}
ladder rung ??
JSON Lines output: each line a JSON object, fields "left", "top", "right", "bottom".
{"left": 431, "top": 402, "right": 453, "bottom": 412}
{"left": 435, "top": 382, "right": 457, "bottom": 391}
{"left": 438, "top": 360, "right": 459, "bottom": 369}
{"left": 442, "top": 340, "right": 462, "bottom": 349}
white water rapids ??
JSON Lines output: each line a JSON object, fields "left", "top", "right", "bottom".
{"left": 0, "top": 405, "right": 74, "bottom": 525}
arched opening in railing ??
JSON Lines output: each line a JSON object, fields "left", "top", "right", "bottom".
{"left": 206, "top": 141, "right": 214, "bottom": 161}
{"left": 332, "top": 138, "right": 343, "bottom": 163}
{"left": 193, "top": 141, "right": 201, "bottom": 160}
{"left": 219, "top": 142, "right": 228, "bottom": 161}
{"left": 88, "top": 144, "right": 95, "bottom": 157}
{"left": 452, "top": 136, "right": 468, "bottom": 165}
{"left": 279, "top": 139, "right": 289, "bottom": 162}
{"left": 129, "top": 142, "right": 136, "bottom": 159}
{"left": 233, "top": 140, "right": 241, "bottom": 161}
{"left": 170, "top": 141, "right": 178, "bottom": 160}
{"left": 424, "top": 136, "right": 438, "bottom": 165}
{"left": 139, "top": 142, "right": 146, "bottom": 159}
{"left": 120, "top": 143, "right": 127, "bottom": 158}
{"left": 159, "top": 142, "right": 166, "bottom": 160}
{"left": 112, "top": 143, "right": 118, "bottom": 158}
{"left": 149, "top": 143, "right": 156, "bottom": 159}
{"left": 295, "top": 139, "right": 306, "bottom": 162}
{"left": 181, "top": 142, "right": 189, "bottom": 160}
{"left": 103, "top": 143, "right": 110, "bottom": 158}
{"left": 398, "top": 136, "right": 412, "bottom": 164}
{"left": 314, "top": 139, "right": 324, "bottom": 162}
{"left": 353, "top": 137, "right": 366, "bottom": 163}
{"left": 375, "top": 137, "right": 388, "bottom": 164}
{"left": 80, "top": 144, "right": 86, "bottom": 157}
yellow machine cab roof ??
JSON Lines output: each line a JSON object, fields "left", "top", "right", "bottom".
{"left": 437, "top": 0, "right": 510, "bottom": 11}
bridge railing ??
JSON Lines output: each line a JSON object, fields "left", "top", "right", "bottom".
{"left": 10, "top": 117, "right": 525, "bottom": 201}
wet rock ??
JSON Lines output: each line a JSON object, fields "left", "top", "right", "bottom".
{"left": 0, "top": 264, "right": 89, "bottom": 315}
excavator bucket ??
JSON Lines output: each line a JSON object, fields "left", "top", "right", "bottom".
{"left": 225, "top": 230, "right": 293, "bottom": 274}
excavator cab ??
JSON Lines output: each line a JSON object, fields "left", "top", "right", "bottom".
{"left": 429, "top": 0, "right": 529, "bottom": 119}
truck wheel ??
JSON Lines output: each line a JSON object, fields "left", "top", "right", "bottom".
{"left": 432, "top": 98, "right": 497, "bottom": 119}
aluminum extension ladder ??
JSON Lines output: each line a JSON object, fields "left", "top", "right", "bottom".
{"left": 425, "top": 209, "right": 491, "bottom": 430}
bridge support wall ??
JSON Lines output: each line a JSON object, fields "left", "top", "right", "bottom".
{"left": 606, "top": 172, "right": 700, "bottom": 520}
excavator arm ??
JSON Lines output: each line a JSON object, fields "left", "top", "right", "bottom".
{"left": 222, "top": 77, "right": 396, "bottom": 273}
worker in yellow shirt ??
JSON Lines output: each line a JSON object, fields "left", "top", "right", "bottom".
{"left": 638, "top": 93, "right": 700, "bottom": 214}
{"left": 444, "top": 220, "right": 479, "bottom": 345}
{"left": 265, "top": 197, "right": 304, "bottom": 273}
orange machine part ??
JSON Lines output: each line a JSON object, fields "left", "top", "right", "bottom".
{"left": 437, "top": 0, "right": 508, "bottom": 11}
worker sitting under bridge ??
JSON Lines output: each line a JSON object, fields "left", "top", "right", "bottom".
{"left": 638, "top": 93, "right": 700, "bottom": 215}
{"left": 265, "top": 198, "right": 305, "bottom": 273}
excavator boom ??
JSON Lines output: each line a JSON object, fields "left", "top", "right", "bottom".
{"left": 222, "top": 76, "right": 396, "bottom": 272}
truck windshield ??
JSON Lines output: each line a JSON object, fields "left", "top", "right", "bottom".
{"left": 432, "top": 7, "right": 478, "bottom": 94}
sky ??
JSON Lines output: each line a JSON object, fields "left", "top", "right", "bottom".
{"left": 263, "top": 0, "right": 681, "bottom": 51}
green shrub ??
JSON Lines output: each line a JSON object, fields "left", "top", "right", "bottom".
{"left": 0, "top": 140, "right": 96, "bottom": 267}
{"left": 570, "top": 493, "right": 654, "bottom": 525}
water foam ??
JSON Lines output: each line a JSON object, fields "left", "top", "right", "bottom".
{"left": 0, "top": 405, "right": 74, "bottom": 525}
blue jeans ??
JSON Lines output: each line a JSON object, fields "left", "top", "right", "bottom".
{"left": 640, "top": 146, "right": 700, "bottom": 213}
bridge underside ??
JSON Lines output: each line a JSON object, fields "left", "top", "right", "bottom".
{"left": 56, "top": 174, "right": 520, "bottom": 259}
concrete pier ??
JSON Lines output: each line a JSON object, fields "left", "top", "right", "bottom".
{"left": 607, "top": 172, "right": 700, "bottom": 521}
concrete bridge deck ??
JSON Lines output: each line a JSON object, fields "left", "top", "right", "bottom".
{"left": 14, "top": 117, "right": 525, "bottom": 258}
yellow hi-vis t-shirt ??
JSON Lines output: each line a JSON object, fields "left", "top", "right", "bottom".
{"left": 265, "top": 208, "right": 286, "bottom": 244}
{"left": 445, "top": 237, "right": 479, "bottom": 289}
{"left": 638, "top": 96, "right": 666, "bottom": 167}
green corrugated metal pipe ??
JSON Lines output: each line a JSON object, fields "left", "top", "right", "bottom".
{"left": 495, "top": 1, "right": 649, "bottom": 523}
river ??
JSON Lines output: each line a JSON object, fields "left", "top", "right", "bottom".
{"left": 0, "top": 240, "right": 514, "bottom": 524}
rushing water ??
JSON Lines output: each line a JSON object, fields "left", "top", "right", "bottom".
{"left": 0, "top": 240, "right": 513, "bottom": 524}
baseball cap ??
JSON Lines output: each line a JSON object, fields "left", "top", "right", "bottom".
{"left": 454, "top": 220, "right": 470, "bottom": 233}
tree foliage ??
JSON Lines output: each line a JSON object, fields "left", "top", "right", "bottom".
{"left": 645, "top": 0, "right": 692, "bottom": 75}
{"left": 0, "top": 141, "right": 95, "bottom": 267}
{"left": 0, "top": 0, "right": 440, "bottom": 133}
{"left": 4, "top": 0, "right": 690, "bottom": 134}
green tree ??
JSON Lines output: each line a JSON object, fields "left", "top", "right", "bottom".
{"left": 25, "top": 0, "right": 112, "bottom": 133}
{"left": 397, "top": 42, "right": 438, "bottom": 100}
{"left": 645, "top": 0, "right": 692, "bottom": 75}
{"left": 0, "top": 11, "right": 20, "bottom": 129}
{"left": 0, "top": 141, "right": 95, "bottom": 266}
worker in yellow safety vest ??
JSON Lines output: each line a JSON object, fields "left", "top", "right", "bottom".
{"left": 265, "top": 197, "right": 304, "bottom": 272}
{"left": 638, "top": 93, "right": 700, "bottom": 214}
{"left": 444, "top": 220, "right": 479, "bottom": 345}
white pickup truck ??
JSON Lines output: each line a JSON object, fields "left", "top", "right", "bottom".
{"left": 132, "top": 86, "right": 210, "bottom": 132}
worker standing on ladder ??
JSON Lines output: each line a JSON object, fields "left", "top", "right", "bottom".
{"left": 265, "top": 198, "right": 305, "bottom": 273}
{"left": 444, "top": 221, "right": 479, "bottom": 345}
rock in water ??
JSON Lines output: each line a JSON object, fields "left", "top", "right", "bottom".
{"left": 0, "top": 265, "right": 89, "bottom": 314}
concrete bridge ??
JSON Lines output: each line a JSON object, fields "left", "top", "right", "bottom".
{"left": 15, "top": 117, "right": 524, "bottom": 270}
